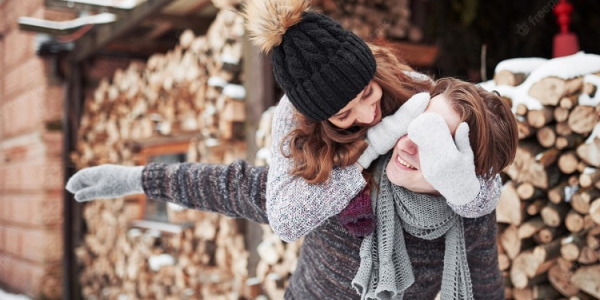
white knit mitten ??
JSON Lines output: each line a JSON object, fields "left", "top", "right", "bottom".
{"left": 407, "top": 113, "right": 480, "bottom": 206}
{"left": 357, "top": 92, "right": 430, "bottom": 168}
{"left": 66, "top": 164, "right": 144, "bottom": 202}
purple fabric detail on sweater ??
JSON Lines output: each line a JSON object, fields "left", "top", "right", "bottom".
{"left": 337, "top": 191, "right": 375, "bottom": 238}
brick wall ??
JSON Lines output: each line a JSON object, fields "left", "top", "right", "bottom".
{"left": 0, "top": 0, "right": 72, "bottom": 298}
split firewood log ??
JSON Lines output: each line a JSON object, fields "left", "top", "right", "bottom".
{"left": 529, "top": 76, "right": 583, "bottom": 106}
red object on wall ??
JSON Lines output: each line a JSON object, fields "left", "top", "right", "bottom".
{"left": 553, "top": 0, "right": 580, "bottom": 57}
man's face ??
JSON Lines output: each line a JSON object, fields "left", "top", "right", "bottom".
{"left": 385, "top": 94, "right": 461, "bottom": 194}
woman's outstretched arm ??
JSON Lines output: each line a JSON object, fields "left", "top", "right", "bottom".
{"left": 143, "top": 160, "right": 270, "bottom": 224}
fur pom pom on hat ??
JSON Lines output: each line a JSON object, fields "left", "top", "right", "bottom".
{"left": 243, "top": 0, "right": 377, "bottom": 121}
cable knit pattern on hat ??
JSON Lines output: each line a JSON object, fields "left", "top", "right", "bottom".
{"left": 270, "top": 12, "right": 376, "bottom": 121}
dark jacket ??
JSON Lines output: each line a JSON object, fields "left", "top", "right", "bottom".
{"left": 142, "top": 160, "right": 503, "bottom": 299}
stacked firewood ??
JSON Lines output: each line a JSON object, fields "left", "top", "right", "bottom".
{"left": 247, "top": 108, "right": 304, "bottom": 299}
{"left": 76, "top": 199, "right": 248, "bottom": 300}
{"left": 492, "top": 57, "right": 600, "bottom": 299}
{"left": 314, "top": 0, "right": 422, "bottom": 43}
{"left": 73, "top": 6, "right": 253, "bottom": 299}
{"left": 71, "top": 8, "right": 246, "bottom": 168}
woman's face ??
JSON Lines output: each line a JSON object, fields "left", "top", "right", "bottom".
{"left": 385, "top": 94, "right": 461, "bottom": 194}
{"left": 327, "top": 80, "right": 383, "bottom": 129}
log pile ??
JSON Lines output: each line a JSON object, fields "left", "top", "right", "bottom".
{"left": 76, "top": 199, "right": 248, "bottom": 300}
{"left": 495, "top": 66, "right": 600, "bottom": 299}
{"left": 315, "top": 0, "right": 422, "bottom": 43}
{"left": 248, "top": 107, "right": 304, "bottom": 299}
{"left": 72, "top": 5, "right": 254, "bottom": 299}
{"left": 71, "top": 8, "right": 246, "bottom": 169}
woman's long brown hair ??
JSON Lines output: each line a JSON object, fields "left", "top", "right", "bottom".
{"left": 282, "top": 42, "right": 433, "bottom": 184}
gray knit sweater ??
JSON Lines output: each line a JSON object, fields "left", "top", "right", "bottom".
{"left": 267, "top": 96, "right": 502, "bottom": 242}
{"left": 142, "top": 160, "right": 504, "bottom": 299}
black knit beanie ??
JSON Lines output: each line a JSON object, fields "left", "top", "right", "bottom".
{"left": 271, "top": 12, "right": 377, "bottom": 122}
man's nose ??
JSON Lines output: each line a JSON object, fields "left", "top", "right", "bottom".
{"left": 397, "top": 135, "right": 418, "bottom": 155}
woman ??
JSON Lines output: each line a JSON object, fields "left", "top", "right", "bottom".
{"left": 67, "top": 0, "right": 501, "bottom": 243}
{"left": 67, "top": 77, "right": 516, "bottom": 299}
{"left": 244, "top": 0, "right": 500, "bottom": 241}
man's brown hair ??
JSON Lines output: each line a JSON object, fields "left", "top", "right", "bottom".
{"left": 431, "top": 78, "right": 518, "bottom": 178}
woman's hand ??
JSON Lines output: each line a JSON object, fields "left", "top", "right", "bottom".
{"left": 357, "top": 92, "right": 430, "bottom": 168}
{"left": 65, "top": 164, "right": 145, "bottom": 202}
{"left": 407, "top": 113, "right": 480, "bottom": 206}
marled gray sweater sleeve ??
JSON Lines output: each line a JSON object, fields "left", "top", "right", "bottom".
{"left": 266, "top": 95, "right": 366, "bottom": 242}
{"left": 142, "top": 160, "right": 269, "bottom": 224}
{"left": 448, "top": 174, "right": 502, "bottom": 218}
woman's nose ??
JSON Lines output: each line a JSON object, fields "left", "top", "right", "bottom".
{"left": 356, "top": 104, "right": 375, "bottom": 124}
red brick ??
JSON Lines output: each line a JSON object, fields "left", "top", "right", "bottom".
{"left": 0, "top": 0, "right": 43, "bottom": 33}
{"left": 0, "top": 132, "right": 46, "bottom": 162}
{"left": 0, "top": 157, "right": 63, "bottom": 192}
{"left": 0, "top": 254, "right": 62, "bottom": 299}
{"left": 2, "top": 31, "right": 37, "bottom": 72}
{"left": 43, "top": 131, "right": 64, "bottom": 158}
{"left": 44, "top": 85, "right": 64, "bottom": 122}
{"left": 4, "top": 57, "right": 48, "bottom": 101}
{"left": 20, "top": 227, "right": 62, "bottom": 263}
{"left": 2, "top": 225, "right": 62, "bottom": 263}
{"left": 0, "top": 87, "right": 46, "bottom": 138}
{"left": 0, "top": 191, "right": 63, "bottom": 226}
{"left": 0, "top": 6, "right": 6, "bottom": 34}
{"left": 0, "top": 226, "right": 5, "bottom": 251}
{"left": 3, "top": 226, "right": 22, "bottom": 255}
{"left": 0, "top": 38, "right": 4, "bottom": 102}
{"left": 0, "top": 199, "right": 6, "bottom": 222}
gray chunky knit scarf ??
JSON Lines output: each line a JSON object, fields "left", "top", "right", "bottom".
{"left": 352, "top": 157, "right": 473, "bottom": 300}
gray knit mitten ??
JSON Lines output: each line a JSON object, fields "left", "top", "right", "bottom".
{"left": 357, "top": 92, "right": 430, "bottom": 169}
{"left": 65, "top": 164, "right": 145, "bottom": 202}
{"left": 407, "top": 113, "right": 480, "bottom": 206}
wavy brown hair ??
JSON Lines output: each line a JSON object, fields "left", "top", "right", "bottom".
{"left": 430, "top": 78, "right": 518, "bottom": 178}
{"left": 282, "top": 42, "right": 433, "bottom": 184}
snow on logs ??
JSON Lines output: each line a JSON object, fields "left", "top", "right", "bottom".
{"left": 485, "top": 52, "right": 600, "bottom": 300}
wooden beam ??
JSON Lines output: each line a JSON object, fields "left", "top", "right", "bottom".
{"left": 374, "top": 39, "right": 439, "bottom": 67}
{"left": 18, "top": 12, "right": 115, "bottom": 35}
{"left": 102, "top": 40, "right": 175, "bottom": 56}
{"left": 63, "top": 58, "right": 85, "bottom": 300}
{"left": 128, "top": 219, "right": 195, "bottom": 234}
{"left": 144, "top": 13, "right": 215, "bottom": 33}
{"left": 44, "top": 0, "right": 135, "bottom": 15}
{"left": 73, "top": 0, "right": 172, "bottom": 62}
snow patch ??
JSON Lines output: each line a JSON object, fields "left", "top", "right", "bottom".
{"left": 0, "top": 289, "right": 31, "bottom": 300}
{"left": 578, "top": 74, "right": 600, "bottom": 106}
{"left": 495, "top": 57, "right": 548, "bottom": 74}
{"left": 524, "top": 52, "right": 600, "bottom": 87}
{"left": 478, "top": 80, "right": 543, "bottom": 112}
{"left": 223, "top": 84, "right": 246, "bottom": 100}
{"left": 585, "top": 123, "right": 600, "bottom": 144}
{"left": 481, "top": 52, "right": 600, "bottom": 111}
{"left": 148, "top": 254, "right": 175, "bottom": 271}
